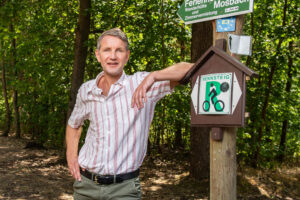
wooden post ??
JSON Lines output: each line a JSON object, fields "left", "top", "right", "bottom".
{"left": 210, "top": 127, "right": 237, "bottom": 200}
{"left": 210, "top": 15, "right": 244, "bottom": 200}
{"left": 213, "top": 15, "right": 245, "bottom": 57}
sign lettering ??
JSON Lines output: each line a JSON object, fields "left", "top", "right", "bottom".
{"left": 177, "top": 0, "right": 254, "bottom": 24}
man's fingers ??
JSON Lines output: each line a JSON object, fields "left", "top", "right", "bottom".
{"left": 135, "top": 91, "right": 141, "bottom": 109}
{"left": 143, "top": 89, "right": 147, "bottom": 104}
{"left": 131, "top": 73, "right": 155, "bottom": 109}
{"left": 75, "top": 163, "right": 81, "bottom": 181}
{"left": 138, "top": 90, "right": 145, "bottom": 109}
{"left": 70, "top": 168, "right": 77, "bottom": 180}
{"left": 137, "top": 91, "right": 142, "bottom": 109}
{"left": 68, "top": 165, "right": 75, "bottom": 178}
{"left": 132, "top": 89, "right": 139, "bottom": 108}
{"left": 133, "top": 89, "right": 141, "bottom": 109}
{"left": 131, "top": 85, "right": 148, "bottom": 109}
{"left": 68, "top": 161, "right": 81, "bottom": 181}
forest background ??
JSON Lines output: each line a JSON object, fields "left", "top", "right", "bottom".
{"left": 0, "top": 0, "right": 299, "bottom": 177}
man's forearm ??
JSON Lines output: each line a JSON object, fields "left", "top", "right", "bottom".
{"left": 66, "top": 125, "right": 82, "bottom": 156}
{"left": 151, "top": 62, "right": 194, "bottom": 83}
{"left": 131, "top": 62, "right": 193, "bottom": 109}
{"left": 66, "top": 125, "right": 83, "bottom": 180}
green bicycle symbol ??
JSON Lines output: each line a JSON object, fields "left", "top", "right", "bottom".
{"left": 202, "top": 81, "right": 229, "bottom": 112}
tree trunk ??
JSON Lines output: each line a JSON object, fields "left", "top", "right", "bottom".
{"left": 252, "top": 0, "right": 288, "bottom": 167}
{"left": 67, "top": 0, "right": 91, "bottom": 119}
{"left": 278, "top": 41, "right": 294, "bottom": 162}
{"left": 13, "top": 90, "right": 20, "bottom": 138}
{"left": 180, "top": 26, "right": 186, "bottom": 61}
{"left": 190, "top": 21, "right": 213, "bottom": 179}
{"left": 155, "top": 119, "right": 160, "bottom": 146}
{"left": 10, "top": 21, "right": 21, "bottom": 138}
{"left": 159, "top": 0, "right": 166, "bottom": 147}
{"left": 0, "top": 42, "right": 11, "bottom": 137}
{"left": 174, "top": 122, "right": 182, "bottom": 148}
{"left": 160, "top": 100, "right": 165, "bottom": 145}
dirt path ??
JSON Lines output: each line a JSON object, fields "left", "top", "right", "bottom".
{"left": 0, "top": 136, "right": 73, "bottom": 200}
{"left": 0, "top": 136, "right": 299, "bottom": 200}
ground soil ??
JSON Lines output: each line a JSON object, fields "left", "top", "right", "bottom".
{"left": 0, "top": 136, "right": 299, "bottom": 200}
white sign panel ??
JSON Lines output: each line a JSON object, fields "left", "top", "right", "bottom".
{"left": 228, "top": 34, "right": 253, "bottom": 56}
{"left": 199, "top": 73, "right": 232, "bottom": 114}
{"left": 231, "top": 73, "right": 242, "bottom": 113}
{"left": 191, "top": 76, "right": 200, "bottom": 114}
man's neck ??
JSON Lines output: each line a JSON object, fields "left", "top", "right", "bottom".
{"left": 97, "top": 73, "right": 122, "bottom": 96}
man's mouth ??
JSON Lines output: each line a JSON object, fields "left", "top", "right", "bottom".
{"left": 107, "top": 62, "right": 119, "bottom": 66}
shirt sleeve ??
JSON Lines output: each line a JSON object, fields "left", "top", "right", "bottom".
{"left": 136, "top": 71, "right": 174, "bottom": 103}
{"left": 68, "top": 87, "right": 88, "bottom": 129}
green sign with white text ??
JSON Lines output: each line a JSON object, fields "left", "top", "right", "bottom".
{"left": 177, "top": 0, "right": 254, "bottom": 24}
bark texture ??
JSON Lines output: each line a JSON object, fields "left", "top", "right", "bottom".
{"left": 67, "top": 0, "right": 91, "bottom": 119}
{"left": 10, "top": 21, "right": 21, "bottom": 138}
{"left": 0, "top": 43, "right": 11, "bottom": 137}
{"left": 278, "top": 41, "right": 294, "bottom": 162}
{"left": 190, "top": 21, "right": 213, "bottom": 179}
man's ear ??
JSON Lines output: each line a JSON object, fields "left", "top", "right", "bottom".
{"left": 95, "top": 49, "right": 101, "bottom": 62}
{"left": 126, "top": 50, "right": 130, "bottom": 62}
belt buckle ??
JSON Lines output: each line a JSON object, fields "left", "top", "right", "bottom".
{"left": 94, "top": 175, "right": 99, "bottom": 184}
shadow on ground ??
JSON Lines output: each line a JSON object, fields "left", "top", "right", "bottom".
{"left": 0, "top": 136, "right": 73, "bottom": 200}
{"left": 0, "top": 135, "right": 299, "bottom": 200}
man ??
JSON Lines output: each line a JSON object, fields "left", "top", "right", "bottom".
{"left": 66, "top": 28, "right": 193, "bottom": 200}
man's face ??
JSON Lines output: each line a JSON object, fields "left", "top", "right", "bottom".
{"left": 95, "top": 35, "right": 130, "bottom": 78}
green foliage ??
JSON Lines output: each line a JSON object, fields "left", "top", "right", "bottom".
{"left": 0, "top": 0, "right": 191, "bottom": 149}
{"left": 0, "top": 0, "right": 298, "bottom": 168}
{"left": 237, "top": 0, "right": 300, "bottom": 166}
{"left": 0, "top": 0, "right": 77, "bottom": 146}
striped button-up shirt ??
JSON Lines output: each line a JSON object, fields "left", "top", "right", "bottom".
{"left": 68, "top": 71, "right": 173, "bottom": 175}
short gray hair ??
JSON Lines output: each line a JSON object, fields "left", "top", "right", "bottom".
{"left": 96, "top": 28, "right": 129, "bottom": 50}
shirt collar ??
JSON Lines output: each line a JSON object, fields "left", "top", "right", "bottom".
{"left": 87, "top": 71, "right": 127, "bottom": 93}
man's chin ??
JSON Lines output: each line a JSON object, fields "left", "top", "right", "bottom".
{"left": 105, "top": 70, "right": 123, "bottom": 78}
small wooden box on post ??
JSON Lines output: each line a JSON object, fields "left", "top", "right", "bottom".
{"left": 181, "top": 40, "right": 258, "bottom": 128}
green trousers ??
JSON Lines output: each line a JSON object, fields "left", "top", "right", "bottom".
{"left": 73, "top": 174, "right": 142, "bottom": 200}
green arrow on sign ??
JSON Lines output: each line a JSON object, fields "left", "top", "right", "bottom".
{"left": 177, "top": 0, "right": 254, "bottom": 24}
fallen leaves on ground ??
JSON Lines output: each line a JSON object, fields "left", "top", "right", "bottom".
{"left": 0, "top": 136, "right": 298, "bottom": 200}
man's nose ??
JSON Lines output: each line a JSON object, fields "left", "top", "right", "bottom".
{"left": 110, "top": 51, "right": 117, "bottom": 59}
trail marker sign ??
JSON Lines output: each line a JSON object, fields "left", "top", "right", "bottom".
{"left": 198, "top": 73, "right": 232, "bottom": 114}
{"left": 177, "top": 0, "right": 254, "bottom": 24}
{"left": 180, "top": 44, "right": 258, "bottom": 127}
{"left": 193, "top": 72, "right": 243, "bottom": 116}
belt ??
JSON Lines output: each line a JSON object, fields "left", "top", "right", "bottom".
{"left": 80, "top": 168, "right": 139, "bottom": 185}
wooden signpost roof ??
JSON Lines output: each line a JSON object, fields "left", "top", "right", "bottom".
{"left": 180, "top": 46, "right": 258, "bottom": 85}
